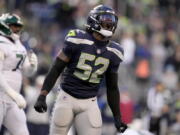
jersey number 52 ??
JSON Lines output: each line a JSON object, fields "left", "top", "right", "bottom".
{"left": 74, "top": 52, "right": 109, "bottom": 83}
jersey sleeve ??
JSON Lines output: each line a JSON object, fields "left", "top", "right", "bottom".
{"left": 107, "top": 45, "right": 124, "bottom": 73}
{"left": 63, "top": 29, "right": 80, "bottom": 58}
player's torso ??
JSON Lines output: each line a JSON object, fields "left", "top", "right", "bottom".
{"left": 61, "top": 30, "right": 123, "bottom": 98}
{"left": 0, "top": 36, "right": 27, "bottom": 92}
{"left": 67, "top": 39, "right": 110, "bottom": 84}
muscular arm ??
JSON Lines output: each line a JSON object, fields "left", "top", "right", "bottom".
{"left": 40, "top": 50, "right": 70, "bottom": 96}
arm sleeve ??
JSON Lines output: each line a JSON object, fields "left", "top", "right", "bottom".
{"left": 106, "top": 71, "right": 121, "bottom": 118}
{"left": 41, "top": 57, "right": 67, "bottom": 93}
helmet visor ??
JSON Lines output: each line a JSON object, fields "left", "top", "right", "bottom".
{"left": 98, "top": 14, "right": 117, "bottom": 31}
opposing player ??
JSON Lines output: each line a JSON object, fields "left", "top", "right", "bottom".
{"left": 34, "top": 5, "right": 127, "bottom": 135}
{"left": 0, "top": 13, "right": 38, "bottom": 135}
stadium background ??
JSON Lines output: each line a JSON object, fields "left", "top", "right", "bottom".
{"left": 0, "top": 0, "right": 179, "bottom": 135}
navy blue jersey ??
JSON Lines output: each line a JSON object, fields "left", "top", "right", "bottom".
{"left": 60, "top": 29, "right": 124, "bottom": 98}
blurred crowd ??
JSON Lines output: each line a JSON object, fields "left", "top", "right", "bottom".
{"left": 0, "top": 0, "right": 180, "bottom": 135}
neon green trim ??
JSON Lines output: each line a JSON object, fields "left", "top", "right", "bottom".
{"left": 67, "top": 30, "right": 76, "bottom": 37}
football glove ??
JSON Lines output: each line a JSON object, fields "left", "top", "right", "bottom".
{"left": 34, "top": 95, "right": 47, "bottom": 113}
{"left": 7, "top": 88, "right": 27, "bottom": 109}
{"left": 114, "top": 116, "right": 128, "bottom": 133}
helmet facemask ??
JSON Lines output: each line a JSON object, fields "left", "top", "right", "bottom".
{"left": 96, "top": 14, "right": 118, "bottom": 37}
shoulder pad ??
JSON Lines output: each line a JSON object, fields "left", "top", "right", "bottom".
{"left": 65, "top": 29, "right": 94, "bottom": 45}
{"left": 107, "top": 41, "right": 124, "bottom": 60}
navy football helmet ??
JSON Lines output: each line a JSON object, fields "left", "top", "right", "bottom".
{"left": 86, "top": 5, "right": 118, "bottom": 38}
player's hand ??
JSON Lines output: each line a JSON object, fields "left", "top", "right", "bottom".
{"left": 29, "top": 52, "right": 38, "bottom": 68}
{"left": 7, "top": 89, "right": 27, "bottom": 109}
{"left": 14, "top": 93, "right": 27, "bottom": 109}
{"left": 34, "top": 95, "right": 47, "bottom": 113}
{"left": 114, "top": 116, "right": 128, "bottom": 133}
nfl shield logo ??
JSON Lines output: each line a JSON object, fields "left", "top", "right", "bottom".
{"left": 97, "top": 49, "right": 101, "bottom": 54}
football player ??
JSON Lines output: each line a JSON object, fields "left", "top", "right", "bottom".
{"left": 34, "top": 5, "right": 127, "bottom": 135}
{"left": 0, "top": 13, "right": 38, "bottom": 135}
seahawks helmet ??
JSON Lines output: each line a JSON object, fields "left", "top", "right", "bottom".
{"left": 86, "top": 5, "right": 118, "bottom": 38}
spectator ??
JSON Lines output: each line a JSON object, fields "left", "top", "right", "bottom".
{"left": 120, "top": 91, "right": 134, "bottom": 124}
{"left": 164, "top": 45, "right": 180, "bottom": 80}
{"left": 147, "top": 80, "right": 171, "bottom": 135}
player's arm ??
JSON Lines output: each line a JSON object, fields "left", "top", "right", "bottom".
{"left": 39, "top": 29, "right": 78, "bottom": 96}
{"left": 34, "top": 50, "right": 69, "bottom": 113}
{"left": 34, "top": 29, "right": 78, "bottom": 113}
{"left": 105, "top": 45, "right": 127, "bottom": 133}
{"left": 22, "top": 51, "right": 38, "bottom": 77}
{"left": 106, "top": 71, "right": 127, "bottom": 133}
{"left": 106, "top": 71, "right": 120, "bottom": 117}
{"left": 0, "top": 48, "right": 26, "bottom": 109}
{"left": 40, "top": 50, "right": 69, "bottom": 95}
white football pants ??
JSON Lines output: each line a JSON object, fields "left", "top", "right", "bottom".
{"left": 50, "top": 90, "right": 102, "bottom": 135}
{"left": 0, "top": 99, "right": 29, "bottom": 135}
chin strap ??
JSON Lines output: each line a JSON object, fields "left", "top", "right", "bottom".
{"left": 97, "top": 28, "right": 113, "bottom": 37}
{"left": 85, "top": 24, "right": 113, "bottom": 37}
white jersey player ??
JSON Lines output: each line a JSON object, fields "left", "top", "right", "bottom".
{"left": 0, "top": 13, "right": 38, "bottom": 135}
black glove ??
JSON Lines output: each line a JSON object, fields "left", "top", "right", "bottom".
{"left": 34, "top": 95, "right": 47, "bottom": 113}
{"left": 114, "top": 116, "right": 128, "bottom": 133}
